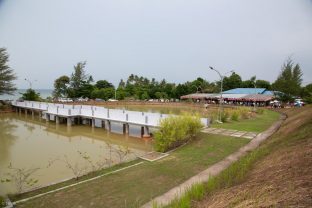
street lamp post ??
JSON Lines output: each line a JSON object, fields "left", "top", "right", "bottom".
{"left": 209, "top": 66, "right": 234, "bottom": 123}
{"left": 253, "top": 82, "right": 257, "bottom": 112}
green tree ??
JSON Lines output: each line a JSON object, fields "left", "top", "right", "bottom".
{"left": 221, "top": 72, "right": 242, "bottom": 91}
{"left": 95, "top": 80, "right": 114, "bottom": 89}
{"left": 255, "top": 79, "right": 271, "bottom": 89}
{"left": 300, "top": 83, "right": 312, "bottom": 104}
{"left": 0, "top": 48, "right": 17, "bottom": 95}
{"left": 91, "top": 88, "right": 114, "bottom": 100}
{"left": 118, "top": 79, "right": 126, "bottom": 89}
{"left": 272, "top": 59, "right": 303, "bottom": 99}
{"left": 77, "top": 83, "right": 94, "bottom": 98}
{"left": 21, "top": 89, "right": 41, "bottom": 101}
{"left": 241, "top": 76, "right": 256, "bottom": 88}
{"left": 116, "top": 88, "right": 126, "bottom": 100}
{"left": 53, "top": 75, "right": 70, "bottom": 98}
{"left": 69, "top": 61, "right": 93, "bottom": 97}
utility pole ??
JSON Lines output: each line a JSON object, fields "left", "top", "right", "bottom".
{"left": 209, "top": 66, "right": 234, "bottom": 123}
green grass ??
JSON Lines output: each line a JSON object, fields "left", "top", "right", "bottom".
{"left": 165, "top": 108, "right": 312, "bottom": 208}
{"left": 0, "top": 196, "right": 5, "bottom": 208}
{"left": 14, "top": 133, "right": 249, "bottom": 208}
{"left": 165, "top": 147, "right": 270, "bottom": 208}
{"left": 211, "top": 109, "right": 280, "bottom": 132}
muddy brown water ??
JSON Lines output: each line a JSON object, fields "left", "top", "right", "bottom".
{"left": 0, "top": 112, "right": 153, "bottom": 195}
{"left": 0, "top": 105, "right": 212, "bottom": 195}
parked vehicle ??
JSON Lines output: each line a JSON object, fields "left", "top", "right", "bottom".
{"left": 294, "top": 98, "right": 305, "bottom": 107}
{"left": 58, "top": 98, "right": 73, "bottom": 102}
{"left": 108, "top": 99, "right": 118, "bottom": 102}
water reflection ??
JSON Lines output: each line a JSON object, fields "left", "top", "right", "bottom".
{"left": 0, "top": 116, "right": 17, "bottom": 163}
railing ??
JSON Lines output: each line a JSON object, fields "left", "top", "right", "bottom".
{"left": 11, "top": 101, "right": 210, "bottom": 127}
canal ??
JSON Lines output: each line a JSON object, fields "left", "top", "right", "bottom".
{"left": 0, "top": 112, "right": 152, "bottom": 195}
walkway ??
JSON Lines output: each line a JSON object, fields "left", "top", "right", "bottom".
{"left": 11, "top": 101, "right": 210, "bottom": 128}
{"left": 201, "top": 127, "right": 258, "bottom": 139}
{"left": 141, "top": 115, "right": 285, "bottom": 208}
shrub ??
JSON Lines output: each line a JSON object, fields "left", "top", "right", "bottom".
{"left": 240, "top": 109, "right": 250, "bottom": 119}
{"left": 231, "top": 111, "right": 239, "bottom": 121}
{"left": 220, "top": 111, "right": 229, "bottom": 123}
{"left": 0, "top": 196, "right": 5, "bottom": 208}
{"left": 154, "top": 114, "right": 203, "bottom": 152}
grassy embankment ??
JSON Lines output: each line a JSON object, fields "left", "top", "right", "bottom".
{"left": 11, "top": 108, "right": 279, "bottom": 208}
{"left": 14, "top": 135, "right": 248, "bottom": 208}
{"left": 166, "top": 106, "right": 312, "bottom": 208}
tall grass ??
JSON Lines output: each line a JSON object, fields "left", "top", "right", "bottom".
{"left": 154, "top": 114, "right": 203, "bottom": 152}
{"left": 209, "top": 107, "right": 254, "bottom": 123}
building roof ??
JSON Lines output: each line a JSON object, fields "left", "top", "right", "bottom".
{"left": 180, "top": 92, "right": 274, "bottom": 102}
{"left": 241, "top": 94, "right": 274, "bottom": 102}
{"left": 180, "top": 93, "right": 216, "bottom": 100}
{"left": 223, "top": 88, "right": 267, "bottom": 94}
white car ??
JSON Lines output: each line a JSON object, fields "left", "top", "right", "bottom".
{"left": 58, "top": 98, "right": 73, "bottom": 102}
{"left": 108, "top": 99, "right": 118, "bottom": 102}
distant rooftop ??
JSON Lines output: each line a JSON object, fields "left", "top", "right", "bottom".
{"left": 223, "top": 88, "right": 267, "bottom": 94}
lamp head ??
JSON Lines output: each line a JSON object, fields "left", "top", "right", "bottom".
{"left": 209, "top": 66, "right": 214, "bottom": 70}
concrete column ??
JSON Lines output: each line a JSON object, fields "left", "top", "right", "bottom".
{"left": 55, "top": 116, "right": 60, "bottom": 124}
{"left": 31, "top": 110, "right": 35, "bottom": 117}
{"left": 106, "top": 120, "right": 111, "bottom": 131}
{"left": 45, "top": 113, "right": 50, "bottom": 121}
{"left": 19, "top": 108, "right": 22, "bottom": 114}
{"left": 25, "top": 109, "right": 28, "bottom": 115}
{"left": 67, "top": 117, "right": 72, "bottom": 127}
{"left": 91, "top": 118, "right": 95, "bottom": 128}
{"left": 144, "top": 126, "right": 150, "bottom": 138}
{"left": 102, "top": 120, "right": 106, "bottom": 129}
{"left": 123, "top": 123, "right": 129, "bottom": 135}
{"left": 141, "top": 126, "right": 144, "bottom": 138}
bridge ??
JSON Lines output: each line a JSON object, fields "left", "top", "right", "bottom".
{"left": 11, "top": 101, "right": 210, "bottom": 137}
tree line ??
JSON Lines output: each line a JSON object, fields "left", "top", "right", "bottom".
{"left": 52, "top": 59, "right": 311, "bottom": 103}
{"left": 0, "top": 47, "right": 311, "bottom": 103}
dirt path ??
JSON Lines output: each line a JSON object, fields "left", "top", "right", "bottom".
{"left": 141, "top": 114, "right": 285, "bottom": 208}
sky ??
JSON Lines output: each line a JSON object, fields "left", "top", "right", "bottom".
{"left": 0, "top": 0, "right": 311, "bottom": 89}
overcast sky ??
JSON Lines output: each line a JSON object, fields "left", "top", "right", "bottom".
{"left": 0, "top": 0, "right": 311, "bottom": 89}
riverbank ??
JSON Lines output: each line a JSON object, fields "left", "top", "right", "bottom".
{"left": 8, "top": 110, "right": 279, "bottom": 208}
{"left": 166, "top": 106, "right": 312, "bottom": 207}
{"left": 12, "top": 133, "right": 249, "bottom": 208}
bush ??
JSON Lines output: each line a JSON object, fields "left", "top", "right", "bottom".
{"left": 220, "top": 111, "right": 229, "bottom": 123}
{"left": 230, "top": 111, "right": 239, "bottom": 121}
{"left": 21, "top": 89, "right": 41, "bottom": 101}
{"left": 0, "top": 196, "right": 5, "bottom": 208}
{"left": 154, "top": 114, "right": 203, "bottom": 152}
{"left": 240, "top": 109, "right": 250, "bottom": 119}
